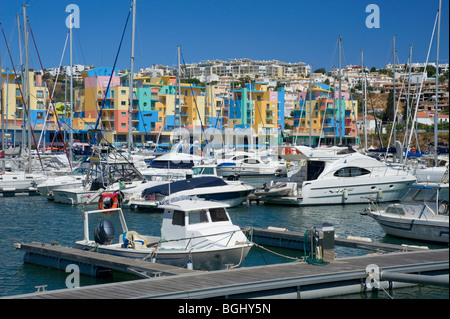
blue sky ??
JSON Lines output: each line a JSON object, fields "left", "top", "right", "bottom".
{"left": 1, "top": 0, "right": 448, "bottom": 73}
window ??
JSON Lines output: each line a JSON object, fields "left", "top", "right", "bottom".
{"left": 333, "top": 167, "right": 371, "bottom": 177}
{"left": 121, "top": 90, "right": 126, "bottom": 95}
{"left": 189, "top": 210, "right": 208, "bottom": 224}
{"left": 210, "top": 208, "right": 229, "bottom": 222}
{"left": 121, "top": 123, "right": 126, "bottom": 127}
{"left": 121, "top": 112, "right": 126, "bottom": 117}
{"left": 172, "top": 211, "right": 185, "bottom": 226}
{"left": 386, "top": 207, "right": 405, "bottom": 216}
{"left": 121, "top": 101, "right": 126, "bottom": 106}
{"left": 36, "top": 90, "right": 44, "bottom": 98}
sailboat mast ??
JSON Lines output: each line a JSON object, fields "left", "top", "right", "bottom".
{"left": 393, "top": 36, "right": 396, "bottom": 144}
{"left": 338, "top": 36, "right": 342, "bottom": 145}
{"left": 23, "top": 5, "right": 32, "bottom": 173}
{"left": 362, "top": 50, "right": 367, "bottom": 151}
{"left": 17, "top": 14, "right": 26, "bottom": 152}
{"left": 69, "top": 11, "right": 74, "bottom": 162}
{"left": 405, "top": 45, "right": 413, "bottom": 153}
{"left": 309, "top": 63, "right": 312, "bottom": 146}
{"left": 128, "top": 0, "right": 136, "bottom": 160}
{"left": 434, "top": 0, "right": 441, "bottom": 167}
{"left": 177, "top": 45, "right": 181, "bottom": 129}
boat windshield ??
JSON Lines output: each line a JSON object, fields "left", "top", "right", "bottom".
{"left": 189, "top": 210, "right": 208, "bottom": 224}
{"left": 209, "top": 208, "right": 229, "bottom": 222}
{"left": 70, "top": 167, "right": 90, "bottom": 175}
{"left": 193, "top": 167, "right": 215, "bottom": 175}
{"left": 402, "top": 187, "right": 448, "bottom": 202}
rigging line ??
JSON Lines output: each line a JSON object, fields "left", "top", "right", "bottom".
{"left": 405, "top": 9, "right": 439, "bottom": 163}
{"left": 180, "top": 51, "right": 210, "bottom": 145}
{"left": 27, "top": 19, "right": 72, "bottom": 170}
{"left": 93, "top": 2, "right": 133, "bottom": 134}
{"left": 0, "top": 21, "right": 44, "bottom": 170}
{"left": 0, "top": 18, "right": 16, "bottom": 70}
{"left": 74, "top": 28, "right": 87, "bottom": 66}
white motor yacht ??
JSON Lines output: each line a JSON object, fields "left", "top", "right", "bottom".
{"left": 215, "top": 151, "right": 287, "bottom": 177}
{"left": 75, "top": 198, "right": 253, "bottom": 270}
{"left": 127, "top": 176, "right": 253, "bottom": 209}
{"left": 257, "top": 146, "right": 417, "bottom": 205}
{"left": 0, "top": 171, "right": 46, "bottom": 195}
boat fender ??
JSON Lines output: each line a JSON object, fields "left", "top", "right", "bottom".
{"left": 438, "top": 201, "right": 449, "bottom": 216}
{"left": 187, "top": 255, "right": 194, "bottom": 270}
{"left": 343, "top": 188, "right": 348, "bottom": 200}
{"left": 98, "top": 192, "right": 120, "bottom": 214}
{"left": 377, "top": 189, "right": 383, "bottom": 200}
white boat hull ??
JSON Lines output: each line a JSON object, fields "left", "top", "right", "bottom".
{"left": 216, "top": 165, "right": 286, "bottom": 177}
{"left": 367, "top": 212, "right": 449, "bottom": 244}
{"left": 300, "top": 177, "right": 416, "bottom": 205}
{"left": 75, "top": 241, "right": 252, "bottom": 270}
{"left": 53, "top": 188, "right": 94, "bottom": 205}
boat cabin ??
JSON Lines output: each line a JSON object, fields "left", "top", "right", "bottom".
{"left": 158, "top": 199, "right": 234, "bottom": 249}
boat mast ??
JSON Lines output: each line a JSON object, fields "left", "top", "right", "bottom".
{"left": 308, "top": 63, "right": 312, "bottom": 146}
{"left": 392, "top": 36, "right": 396, "bottom": 144}
{"left": 434, "top": 0, "right": 441, "bottom": 167}
{"left": 177, "top": 45, "right": 181, "bottom": 129}
{"left": 69, "top": 9, "right": 74, "bottom": 162}
{"left": 404, "top": 45, "right": 413, "bottom": 155}
{"left": 338, "top": 36, "right": 342, "bottom": 145}
{"left": 128, "top": 0, "right": 136, "bottom": 160}
{"left": 1, "top": 50, "right": 4, "bottom": 171}
{"left": 16, "top": 14, "right": 26, "bottom": 153}
{"left": 362, "top": 50, "right": 367, "bottom": 151}
{"left": 23, "top": 5, "right": 32, "bottom": 173}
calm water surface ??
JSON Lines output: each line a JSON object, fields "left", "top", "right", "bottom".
{"left": 0, "top": 184, "right": 448, "bottom": 298}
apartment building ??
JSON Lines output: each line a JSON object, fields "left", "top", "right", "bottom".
{"left": 1, "top": 70, "right": 50, "bottom": 145}
{"left": 183, "top": 58, "right": 310, "bottom": 80}
{"left": 291, "top": 84, "right": 358, "bottom": 146}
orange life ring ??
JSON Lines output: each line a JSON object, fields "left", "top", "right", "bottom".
{"left": 98, "top": 192, "right": 119, "bottom": 214}
{"left": 411, "top": 147, "right": 416, "bottom": 154}
{"left": 285, "top": 147, "right": 292, "bottom": 155}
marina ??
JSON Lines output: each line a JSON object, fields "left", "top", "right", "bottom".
{"left": 0, "top": 0, "right": 449, "bottom": 302}
{"left": 0, "top": 187, "right": 448, "bottom": 299}
{"left": 7, "top": 243, "right": 449, "bottom": 299}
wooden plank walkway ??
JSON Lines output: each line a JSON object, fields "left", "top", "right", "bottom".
{"left": 249, "top": 227, "right": 428, "bottom": 253}
{"left": 6, "top": 246, "right": 448, "bottom": 299}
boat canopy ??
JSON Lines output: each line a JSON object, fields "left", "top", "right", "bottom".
{"left": 141, "top": 176, "right": 228, "bottom": 198}
{"left": 144, "top": 159, "right": 196, "bottom": 169}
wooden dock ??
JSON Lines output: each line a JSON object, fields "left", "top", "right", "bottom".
{"left": 15, "top": 242, "right": 194, "bottom": 278}
{"left": 249, "top": 226, "right": 429, "bottom": 253}
{"left": 5, "top": 243, "right": 448, "bottom": 299}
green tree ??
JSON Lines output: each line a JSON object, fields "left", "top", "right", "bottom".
{"left": 314, "top": 67, "right": 326, "bottom": 74}
{"left": 384, "top": 90, "right": 395, "bottom": 122}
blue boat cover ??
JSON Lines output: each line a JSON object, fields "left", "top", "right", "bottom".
{"left": 141, "top": 176, "right": 228, "bottom": 198}
{"left": 144, "top": 159, "right": 195, "bottom": 169}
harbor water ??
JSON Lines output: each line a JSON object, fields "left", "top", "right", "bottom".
{"left": 0, "top": 177, "right": 448, "bottom": 299}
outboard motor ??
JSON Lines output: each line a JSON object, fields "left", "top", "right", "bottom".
{"left": 94, "top": 219, "right": 115, "bottom": 245}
